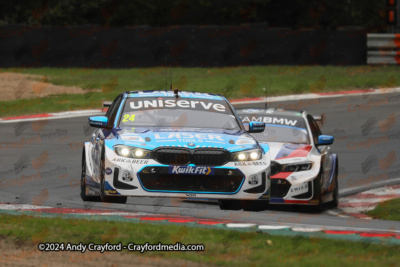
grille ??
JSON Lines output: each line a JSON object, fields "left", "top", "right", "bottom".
{"left": 153, "top": 148, "right": 190, "bottom": 165}
{"left": 193, "top": 149, "right": 230, "bottom": 166}
{"left": 139, "top": 173, "right": 243, "bottom": 193}
{"left": 138, "top": 166, "right": 244, "bottom": 193}
{"left": 153, "top": 147, "right": 230, "bottom": 166}
{"left": 270, "top": 179, "right": 291, "bottom": 198}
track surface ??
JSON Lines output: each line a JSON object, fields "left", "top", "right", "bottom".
{"left": 1, "top": 92, "right": 400, "bottom": 232}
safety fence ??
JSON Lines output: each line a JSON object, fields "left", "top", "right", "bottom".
{"left": 367, "top": 33, "right": 400, "bottom": 64}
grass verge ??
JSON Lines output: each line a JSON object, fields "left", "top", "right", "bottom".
{"left": 1, "top": 65, "right": 400, "bottom": 117}
{"left": 366, "top": 198, "right": 400, "bottom": 221}
{"left": 1, "top": 214, "right": 400, "bottom": 266}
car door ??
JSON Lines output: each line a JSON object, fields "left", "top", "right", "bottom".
{"left": 307, "top": 115, "right": 332, "bottom": 193}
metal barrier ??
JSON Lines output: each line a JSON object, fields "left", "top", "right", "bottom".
{"left": 367, "top": 33, "right": 400, "bottom": 64}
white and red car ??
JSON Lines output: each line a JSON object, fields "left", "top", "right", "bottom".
{"left": 236, "top": 108, "right": 338, "bottom": 212}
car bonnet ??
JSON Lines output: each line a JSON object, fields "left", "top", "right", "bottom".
{"left": 115, "top": 128, "right": 259, "bottom": 152}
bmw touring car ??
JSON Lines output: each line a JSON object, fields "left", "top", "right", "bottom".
{"left": 236, "top": 108, "right": 338, "bottom": 212}
{"left": 81, "top": 90, "right": 271, "bottom": 210}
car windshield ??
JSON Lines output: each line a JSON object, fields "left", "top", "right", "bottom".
{"left": 251, "top": 124, "right": 309, "bottom": 144}
{"left": 239, "top": 113, "right": 309, "bottom": 144}
{"left": 119, "top": 97, "right": 241, "bottom": 130}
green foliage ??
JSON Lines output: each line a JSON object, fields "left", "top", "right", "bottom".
{"left": 366, "top": 198, "right": 400, "bottom": 221}
{"left": 0, "top": 0, "right": 387, "bottom": 31}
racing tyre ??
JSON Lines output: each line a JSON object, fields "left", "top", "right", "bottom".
{"left": 310, "top": 172, "right": 323, "bottom": 213}
{"left": 327, "top": 159, "right": 339, "bottom": 209}
{"left": 81, "top": 148, "right": 100, "bottom": 202}
{"left": 99, "top": 147, "right": 128, "bottom": 204}
{"left": 218, "top": 200, "right": 242, "bottom": 210}
{"left": 241, "top": 200, "right": 268, "bottom": 211}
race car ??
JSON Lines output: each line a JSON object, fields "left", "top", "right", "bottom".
{"left": 236, "top": 108, "right": 338, "bottom": 212}
{"left": 81, "top": 90, "right": 271, "bottom": 210}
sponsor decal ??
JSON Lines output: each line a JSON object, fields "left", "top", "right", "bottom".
{"left": 235, "top": 138, "right": 256, "bottom": 145}
{"left": 90, "top": 121, "right": 104, "bottom": 126}
{"left": 105, "top": 189, "right": 117, "bottom": 194}
{"left": 169, "top": 166, "right": 214, "bottom": 175}
{"left": 227, "top": 146, "right": 245, "bottom": 151}
{"left": 154, "top": 133, "right": 224, "bottom": 142}
{"left": 277, "top": 157, "right": 305, "bottom": 163}
{"left": 129, "top": 99, "right": 226, "bottom": 112}
{"left": 122, "top": 171, "right": 133, "bottom": 181}
{"left": 143, "top": 168, "right": 157, "bottom": 174}
{"left": 157, "top": 128, "right": 217, "bottom": 133}
{"left": 290, "top": 183, "right": 308, "bottom": 195}
{"left": 234, "top": 161, "right": 267, "bottom": 166}
{"left": 105, "top": 168, "right": 113, "bottom": 175}
{"left": 120, "top": 136, "right": 145, "bottom": 142}
{"left": 111, "top": 158, "right": 149, "bottom": 164}
{"left": 186, "top": 193, "right": 196, "bottom": 197}
{"left": 242, "top": 116, "right": 299, "bottom": 126}
{"left": 252, "top": 126, "right": 265, "bottom": 131}
{"left": 136, "top": 91, "right": 217, "bottom": 99}
{"left": 248, "top": 175, "right": 259, "bottom": 185}
{"left": 242, "top": 109, "right": 264, "bottom": 113}
{"left": 131, "top": 159, "right": 149, "bottom": 164}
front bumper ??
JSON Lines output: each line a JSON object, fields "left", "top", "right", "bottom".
{"left": 102, "top": 148, "right": 271, "bottom": 200}
{"left": 268, "top": 172, "right": 319, "bottom": 205}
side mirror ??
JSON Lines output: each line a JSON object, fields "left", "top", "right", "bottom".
{"left": 248, "top": 121, "right": 265, "bottom": 133}
{"left": 316, "top": 135, "right": 334, "bottom": 146}
{"left": 89, "top": 116, "right": 108, "bottom": 128}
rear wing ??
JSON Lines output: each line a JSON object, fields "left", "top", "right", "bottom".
{"left": 102, "top": 101, "right": 112, "bottom": 112}
{"left": 313, "top": 113, "right": 326, "bottom": 127}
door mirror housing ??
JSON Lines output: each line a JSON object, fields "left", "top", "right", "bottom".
{"left": 316, "top": 135, "right": 334, "bottom": 146}
{"left": 89, "top": 116, "right": 108, "bottom": 128}
{"left": 248, "top": 121, "right": 265, "bottom": 133}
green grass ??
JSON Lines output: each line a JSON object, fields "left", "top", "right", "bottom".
{"left": 0, "top": 214, "right": 400, "bottom": 266}
{"left": 366, "top": 198, "right": 400, "bottom": 221}
{"left": 1, "top": 65, "right": 400, "bottom": 117}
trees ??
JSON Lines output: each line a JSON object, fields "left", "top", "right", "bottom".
{"left": 0, "top": 0, "right": 387, "bottom": 32}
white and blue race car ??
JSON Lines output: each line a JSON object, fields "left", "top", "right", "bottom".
{"left": 81, "top": 90, "right": 271, "bottom": 210}
{"left": 237, "top": 108, "right": 338, "bottom": 212}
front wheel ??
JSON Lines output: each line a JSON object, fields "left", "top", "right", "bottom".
{"left": 327, "top": 161, "right": 339, "bottom": 209}
{"left": 81, "top": 148, "right": 100, "bottom": 202}
{"left": 309, "top": 174, "right": 323, "bottom": 213}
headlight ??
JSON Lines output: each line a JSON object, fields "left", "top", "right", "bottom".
{"left": 281, "top": 162, "right": 312, "bottom": 172}
{"left": 119, "top": 147, "right": 131, "bottom": 157}
{"left": 231, "top": 149, "right": 262, "bottom": 161}
{"left": 134, "top": 149, "right": 144, "bottom": 157}
{"left": 114, "top": 145, "right": 152, "bottom": 159}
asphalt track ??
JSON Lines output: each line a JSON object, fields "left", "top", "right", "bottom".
{"left": 1, "top": 92, "right": 400, "bottom": 232}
